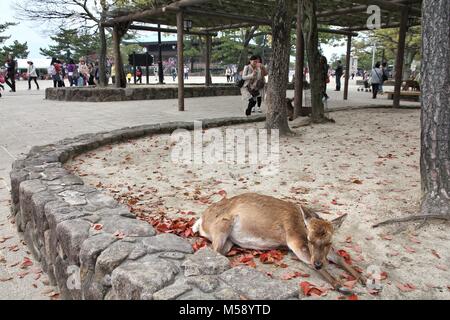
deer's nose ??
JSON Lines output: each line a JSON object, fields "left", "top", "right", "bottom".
{"left": 314, "top": 261, "right": 323, "bottom": 270}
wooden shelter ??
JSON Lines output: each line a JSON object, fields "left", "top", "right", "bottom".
{"left": 103, "top": 0, "right": 422, "bottom": 111}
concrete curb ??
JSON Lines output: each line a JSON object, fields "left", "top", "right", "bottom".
{"left": 10, "top": 114, "right": 301, "bottom": 300}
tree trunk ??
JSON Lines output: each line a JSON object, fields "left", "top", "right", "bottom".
{"left": 420, "top": 0, "right": 450, "bottom": 216}
{"left": 293, "top": 0, "right": 304, "bottom": 119}
{"left": 113, "top": 23, "right": 128, "bottom": 88}
{"left": 301, "top": 0, "right": 325, "bottom": 122}
{"left": 237, "top": 26, "right": 258, "bottom": 72}
{"left": 265, "top": 0, "right": 293, "bottom": 135}
{"left": 98, "top": 23, "right": 107, "bottom": 87}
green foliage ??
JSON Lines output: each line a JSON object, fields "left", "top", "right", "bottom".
{"left": 352, "top": 26, "right": 421, "bottom": 71}
{"left": 0, "top": 22, "right": 17, "bottom": 34}
{"left": 0, "top": 40, "right": 29, "bottom": 62}
{"left": 39, "top": 28, "right": 103, "bottom": 61}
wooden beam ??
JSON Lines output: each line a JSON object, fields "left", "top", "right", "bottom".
{"left": 177, "top": 11, "right": 185, "bottom": 111}
{"left": 128, "top": 24, "right": 217, "bottom": 36}
{"left": 182, "top": 8, "right": 271, "bottom": 25}
{"left": 317, "top": 28, "right": 358, "bottom": 36}
{"left": 343, "top": 35, "right": 352, "bottom": 100}
{"left": 205, "top": 35, "right": 212, "bottom": 86}
{"left": 104, "top": 0, "right": 210, "bottom": 26}
{"left": 393, "top": 6, "right": 409, "bottom": 108}
{"left": 294, "top": 0, "right": 304, "bottom": 119}
{"left": 318, "top": 5, "right": 368, "bottom": 18}
{"left": 353, "top": 0, "right": 421, "bottom": 15}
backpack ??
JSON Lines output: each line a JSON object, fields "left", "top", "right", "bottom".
{"left": 382, "top": 69, "right": 388, "bottom": 82}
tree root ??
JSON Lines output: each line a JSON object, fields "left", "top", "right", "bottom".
{"left": 372, "top": 214, "right": 450, "bottom": 228}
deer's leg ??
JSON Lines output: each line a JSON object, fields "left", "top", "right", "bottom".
{"left": 328, "top": 248, "right": 367, "bottom": 286}
{"left": 286, "top": 238, "right": 343, "bottom": 290}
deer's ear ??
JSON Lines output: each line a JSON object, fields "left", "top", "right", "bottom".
{"left": 330, "top": 214, "right": 347, "bottom": 230}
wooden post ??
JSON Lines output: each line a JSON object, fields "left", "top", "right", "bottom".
{"left": 205, "top": 35, "right": 212, "bottom": 86}
{"left": 393, "top": 7, "right": 409, "bottom": 108}
{"left": 177, "top": 11, "right": 185, "bottom": 111}
{"left": 146, "top": 52, "right": 150, "bottom": 84}
{"left": 343, "top": 35, "right": 352, "bottom": 100}
{"left": 133, "top": 52, "right": 137, "bottom": 84}
{"left": 294, "top": 0, "right": 304, "bottom": 118}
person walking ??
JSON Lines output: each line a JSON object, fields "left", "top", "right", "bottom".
{"left": 111, "top": 63, "right": 116, "bottom": 85}
{"left": 136, "top": 67, "right": 143, "bottom": 84}
{"left": 369, "top": 61, "right": 383, "bottom": 99}
{"left": 183, "top": 65, "right": 189, "bottom": 80}
{"left": 241, "top": 55, "right": 266, "bottom": 116}
{"left": 78, "top": 57, "right": 90, "bottom": 86}
{"left": 27, "top": 60, "right": 40, "bottom": 90}
{"left": 4, "top": 55, "right": 16, "bottom": 92}
{"left": 225, "top": 67, "right": 231, "bottom": 82}
{"left": 320, "top": 55, "right": 330, "bottom": 100}
{"left": 171, "top": 66, "right": 177, "bottom": 81}
{"left": 334, "top": 60, "right": 343, "bottom": 91}
{"left": 379, "top": 62, "right": 389, "bottom": 95}
{"left": 66, "top": 59, "right": 77, "bottom": 86}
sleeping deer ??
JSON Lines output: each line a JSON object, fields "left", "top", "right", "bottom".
{"left": 193, "top": 193, "right": 365, "bottom": 292}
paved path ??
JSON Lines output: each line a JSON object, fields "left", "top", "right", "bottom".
{"left": 0, "top": 77, "right": 418, "bottom": 299}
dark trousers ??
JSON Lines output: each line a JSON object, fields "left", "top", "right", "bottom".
{"left": 372, "top": 84, "right": 380, "bottom": 98}
{"left": 28, "top": 77, "right": 39, "bottom": 89}
{"left": 5, "top": 75, "right": 15, "bottom": 92}
{"left": 245, "top": 98, "right": 257, "bottom": 116}
{"left": 335, "top": 75, "right": 341, "bottom": 91}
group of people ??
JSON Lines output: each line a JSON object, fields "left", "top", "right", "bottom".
{"left": 48, "top": 57, "right": 108, "bottom": 88}
{"left": 225, "top": 66, "right": 238, "bottom": 83}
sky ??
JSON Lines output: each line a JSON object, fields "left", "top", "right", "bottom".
{"left": 1, "top": 0, "right": 346, "bottom": 61}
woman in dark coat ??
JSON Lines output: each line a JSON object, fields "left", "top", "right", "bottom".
{"left": 4, "top": 55, "right": 16, "bottom": 92}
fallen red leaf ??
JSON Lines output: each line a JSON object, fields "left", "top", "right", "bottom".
{"left": 300, "top": 281, "right": 327, "bottom": 297}
{"left": 259, "top": 250, "right": 284, "bottom": 264}
{"left": 92, "top": 224, "right": 103, "bottom": 231}
{"left": 0, "top": 276, "right": 13, "bottom": 282}
{"left": 217, "top": 190, "right": 227, "bottom": 197}
{"left": 351, "top": 179, "right": 363, "bottom": 184}
{"left": 343, "top": 280, "right": 358, "bottom": 289}
{"left": 337, "top": 249, "right": 352, "bottom": 265}
{"left": 192, "top": 238, "right": 208, "bottom": 252}
{"left": 409, "top": 236, "right": 421, "bottom": 244}
{"left": 404, "top": 246, "right": 416, "bottom": 253}
{"left": 348, "top": 294, "right": 359, "bottom": 300}
{"left": 345, "top": 236, "right": 352, "bottom": 243}
{"left": 396, "top": 283, "right": 416, "bottom": 292}
{"left": 20, "top": 257, "right": 33, "bottom": 269}
{"left": 281, "top": 271, "right": 310, "bottom": 280}
{"left": 431, "top": 249, "right": 441, "bottom": 259}
{"left": 381, "top": 234, "right": 393, "bottom": 240}
{"left": 113, "top": 231, "right": 125, "bottom": 239}
{"left": 17, "top": 271, "right": 29, "bottom": 278}
{"left": 0, "top": 236, "right": 12, "bottom": 243}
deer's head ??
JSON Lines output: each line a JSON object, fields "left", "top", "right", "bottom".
{"left": 305, "top": 214, "right": 347, "bottom": 270}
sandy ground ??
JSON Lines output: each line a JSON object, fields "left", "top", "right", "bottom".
{"left": 65, "top": 108, "right": 450, "bottom": 300}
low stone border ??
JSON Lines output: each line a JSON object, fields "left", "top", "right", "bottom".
{"left": 10, "top": 114, "right": 304, "bottom": 300}
{"left": 45, "top": 85, "right": 241, "bottom": 102}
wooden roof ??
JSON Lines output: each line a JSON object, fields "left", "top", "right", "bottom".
{"left": 106, "top": 0, "right": 422, "bottom": 31}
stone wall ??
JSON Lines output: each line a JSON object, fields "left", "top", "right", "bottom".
{"left": 45, "top": 85, "right": 241, "bottom": 102}
{"left": 9, "top": 115, "right": 300, "bottom": 300}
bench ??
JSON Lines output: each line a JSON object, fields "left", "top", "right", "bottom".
{"left": 385, "top": 90, "right": 421, "bottom": 102}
